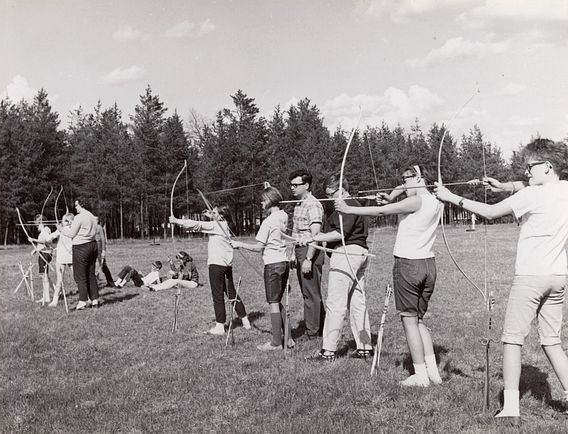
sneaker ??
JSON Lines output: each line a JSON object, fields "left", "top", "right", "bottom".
{"left": 305, "top": 349, "right": 336, "bottom": 362}
{"left": 428, "top": 373, "right": 443, "bottom": 385}
{"left": 48, "top": 301, "right": 58, "bottom": 308}
{"left": 91, "top": 299, "right": 100, "bottom": 308}
{"left": 286, "top": 338, "right": 295, "bottom": 349}
{"left": 76, "top": 300, "right": 87, "bottom": 310}
{"left": 241, "top": 316, "right": 252, "bottom": 330}
{"left": 350, "top": 349, "right": 374, "bottom": 359}
{"left": 257, "top": 341, "right": 282, "bottom": 352}
{"left": 400, "top": 374, "right": 430, "bottom": 387}
{"left": 208, "top": 324, "right": 226, "bottom": 335}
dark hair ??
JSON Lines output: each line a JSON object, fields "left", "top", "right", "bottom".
{"left": 323, "top": 173, "right": 348, "bottom": 193}
{"left": 74, "top": 197, "right": 90, "bottom": 210}
{"left": 522, "top": 139, "right": 568, "bottom": 179}
{"left": 261, "top": 186, "right": 284, "bottom": 208}
{"left": 176, "top": 251, "right": 192, "bottom": 264}
{"left": 402, "top": 164, "right": 433, "bottom": 183}
{"left": 288, "top": 170, "right": 313, "bottom": 190}
{"left": 152, "top": 260, "right": 162, "bottom": 270}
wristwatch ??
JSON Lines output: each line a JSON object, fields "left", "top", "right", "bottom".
{"left": 458, "top": 197, "right": 465, "bottom": 207}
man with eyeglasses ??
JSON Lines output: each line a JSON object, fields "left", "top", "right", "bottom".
{"left": 435, "top": 138, "right": 568, "bottom": 424}
{"left": 289, "top": 170, "right": 325, "bottom": 339}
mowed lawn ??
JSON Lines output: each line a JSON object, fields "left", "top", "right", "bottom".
{"left": 1, "top": 224, "right": 568, "bottom": 433}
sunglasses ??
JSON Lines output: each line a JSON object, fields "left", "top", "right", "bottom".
{"left": 402, "top": 174, "right": 416, "bottom": 182}
{"left": 525, "top": 161, "right": 547, "bottom": 173}
{"left": 290, "top": 182, "right": 306, "bottom": 188}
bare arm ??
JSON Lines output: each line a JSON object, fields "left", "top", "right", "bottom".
{"left": 335, "top": 195, "right": 422, "bottom": 217}
{"left": 434, "top": 183, "right": 514, "bottom": 220}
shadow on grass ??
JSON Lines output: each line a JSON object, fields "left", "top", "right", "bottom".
{"left": 493, "top": 364, "right": 565, "bottom": 411}
{"left": 100, "top": 293, "right": 140, "bottom": 306}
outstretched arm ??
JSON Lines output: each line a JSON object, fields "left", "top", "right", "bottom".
{"left": 434, "top": 183, "right": 513, "bottom": 220}
{"left": 482, "top": 176, "right": 526, "bottom": 194}
{"left": 335, "top": 195, "right": 422, "bottom": 217}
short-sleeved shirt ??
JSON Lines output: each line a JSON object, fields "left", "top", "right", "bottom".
{"left": 192, "top": 220, "right": 233, "bottom": 267}
{"left": 393, "top": 194, "right": 441, "bottom": 259}
{"left": 292, "top": 192, "right": 324, "bottom": 242}
{"left": 504, "top": 180, "right": 568, "bottom": 275}
{"left": 37, "top": 226, "right": 54, "bottom": 254}
{"left": 256, "top": 209, "right": 289, "bottom": 265}
{"left": 324, "top": 198, "right": 368, "bottom": 251}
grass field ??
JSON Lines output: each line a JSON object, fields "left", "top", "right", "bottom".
{"left": 2, "top": 224, "right": 568, "bottom": 433}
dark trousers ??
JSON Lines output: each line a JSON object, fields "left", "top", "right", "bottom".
{"left": 118, "top": 266, "right": 144, "bottom": 287}
{"left": 295, "top": 246, "right": 325, "bottom": 336}
{"left": 97, "top": 242, "right": 114, "bottom": 285}
{"left": 73, "top": 241, "right": 99, "bottom": 302}
{"left": 209, "top": 264, "right": 247, "bottom": 323}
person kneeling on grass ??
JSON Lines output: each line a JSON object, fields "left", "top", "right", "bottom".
{"left": 335, "top": 165, "right": 443, "bottom": 384}
{"left": 148, "top": 251, "right": 199, "bottom": 291}
{"left": 435, "top": 138, "right": 568, "bottom": 423}
{"left": 115, "top": 260, "right": 162, "bottom": 289}
{"left": 232, "top": 186, "right": 294, "bottom": 352}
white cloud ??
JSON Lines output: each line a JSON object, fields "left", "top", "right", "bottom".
{"left": 102, "top": 66, "right": 145, "bottom": 85}
{"left": 406, "top": 36, "right": 508, "bottom": 67}
{"left": 166, "top": 19, "right": 216, "bottom": 38}
{"left": 470, "top": 0, "right": 568, "bottom": 22}
{"left": 113, "top": 24, "right": 147, "bottom": 41}
{"left": 321, "top": 85, "right": 445, "bottom": 131}
{"left": 364, "top": 0, "right": 478, "bottom": 20}
{"left": 499, "top": 83, "right": 526, "bottom": 95}
{"left": 1, "top": 75, "right": 37, "bottom": 102}
{"left": 508, "top": 115, "right": 543, "bottom": 127}
{"left": 166, "top": 20, "right": 195, "bottom": 38}
{"left": 197, "top": 19, "right": 216, "bottom": 37}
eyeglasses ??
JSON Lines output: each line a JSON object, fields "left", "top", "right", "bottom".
{"left": 325, "top": 188, "right": 339, "bottom": 198}
{"left": 525, "top": 161, "right": 547, "bottom": 173}
{"left": 402, "top": 174, "right": 416, "bottom": 183}
{"left": 290, "top": 182, "right": 306, "bottom": 188}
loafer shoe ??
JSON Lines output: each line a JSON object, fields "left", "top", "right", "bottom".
{"left": 305, "top": 349, "right": 336, "bottom": 362}
{"left": 257, "top": 341, "right": 282, "bottom": 352}
{"left": 350, "top": 349, "right": 374, "bottom": 359}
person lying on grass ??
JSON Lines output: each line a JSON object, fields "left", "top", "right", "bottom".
{"left": 148, "top": 251, "right": 199, "bottom": 291}
{"left": 434, "top": 138, "right": 568, "bottom": 422}
{"left": 335, "top": 165, "right": 444, "bottom": 385}
{"left": 231, "top": 186, "right": 294, "bottom": 351}
{"left": 169, "top": 205, "right": 251, "bottom": 335}
{"left": 114, "top": 260, "right": 162, "bottom": 289}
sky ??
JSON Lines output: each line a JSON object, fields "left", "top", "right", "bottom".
{"left": 1, "top": 0, "right": 567, "bottom": 158}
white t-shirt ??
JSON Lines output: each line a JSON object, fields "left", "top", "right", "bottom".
{"left": 256, "top": 209, "right": 288, "bottom": 265}
{"left": 142, "top": 270, "right": 161, "bottom": 286}
{"left": 37, "top": 226, "right": 53, "bottom": 254}
{"left": 191, "top": 220, "right": 233, "bottom": 267}
{"left": 504, "top": 180, "right": 568, "bottom": 275}
{"left": 51, "top": 230, "right": 73, "bottom": 265}
{"left": 393, "top": 194, "right": 441, "bottom": 259}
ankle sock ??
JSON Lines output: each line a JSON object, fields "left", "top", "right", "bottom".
{"left": 496, "top": 389, "right": 520, "bottom": 417}
{"left": 413, "top": 363, "right": 429, "bottom": 379}
{"left": 425, "top": 354, "right": 442, "bottom": 381}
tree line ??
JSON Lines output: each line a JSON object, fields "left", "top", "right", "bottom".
{"left": 0, "top": 86, "right": 528, "bottom": 245}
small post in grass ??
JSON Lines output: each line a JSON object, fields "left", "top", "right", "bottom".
{"left": 283, "top": 277, "right": 291, "bottom": 358}
{"left": 172, "top": 287, "right": 181, "bottom": 332}
{"left": 15, "top": 262, "right": 34, "bottom": 299}
{"left": 371, "top": 283, "right": 393, "bottom": 376}
{"left": 225, "top": 277, "right": 242, "bottom": 347}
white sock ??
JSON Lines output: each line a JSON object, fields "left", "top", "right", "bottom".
{"left": 414, "top": 363, "right": 428, "bottom": 379}
{"left": 241, "top": 316, "right": 251, "bottom": 329}
{"left": 114, "top": 279, "right": 122, "bottom": 286}
{"left": 425, "top": 354, "right": 442, "bottom": 382}
{"left": 496, "top": 389, "right": 520, "bottom": 417}
{"left": 564, "top": 390, "right": 568, "bottom": 401}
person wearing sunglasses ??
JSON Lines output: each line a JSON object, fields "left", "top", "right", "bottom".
{"left": 289, "top": 170, "right": 325, "bottom": 340}
{"left": 335, "top": 165, "right": 444, "bottom": 385}
{"left": 434, "top": 138, "right": 568, "bottom": 423}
